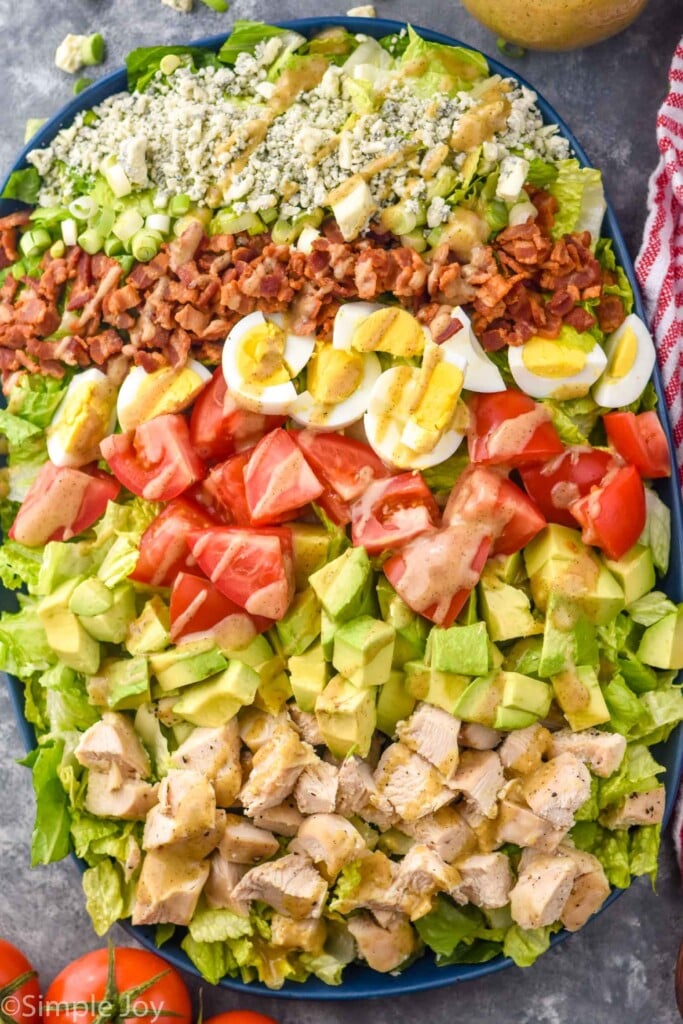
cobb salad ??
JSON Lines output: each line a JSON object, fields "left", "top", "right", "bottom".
{"left": 1, "top": 18, "right": 683, "bottom": 990}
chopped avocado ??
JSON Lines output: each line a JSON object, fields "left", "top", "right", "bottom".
{"left": 69, "top": 577, "right": 113, "bottom": 616}
{"left": 524, "top": 524, "right": 589, "bottom": 578}
{"left": 604, "top": 545, "right": 655, "bottom": 607}
{"left": 87, "top": 656, "right": 150, "bottom": 710}
{"left": 637, "top": 607, "right": 683, "bottom": 669}
{"left": 275, "top": 587, "right": 321, "bottom": 656}
{"left": 150, "top": 639, "right": 228, "bottom": 692}
{"left": 134, "top": 703, "right": 171, "bottom": 777}
{"left": 376, "top": 577, "right": 429, "bottom": 665}
{"left": 493, "top": 706, "right": 537, "bottom": 730}
{"left": 552, "top": 664, "right": 610, "bottom": 730}
{"left": 425, "top": 667, "right": 470, "bottom": 712}
{"left": 126, "top": 596, "right": 171, "bottom": 656}
{"left": 488, "top": 551, "right": 526, "bottom": 586}
{"left": 172, "top": 675, "right": 242, "bottom": 727}
{"left": 538, "top": 593, "right": 598, "bottom": 678}
{"left": 37, "top": 577, "right": 101, "bottom": 674}
{"left": 458, "top": 590, "right": 479, "bottom": 626}
{"left": 310, "top": 546, "right": 374, "bottom": 622}
{"left": 332, "top": 615, "right": 395, "bottom": 688}
{"left": 321, "top": 608, "right": 336, "bottom": 661}
{"left": 581, "top": 560, "right": 626, "bottom": 626}
{"left": 254, "top": 672, "right": 293, "bottom": 715}
{"left": 503, "top": 637, "right": 543, "bottom": 676}
{"left": 376, "top": 670, "right": 416, "bottom": 737}
{"left": 315, "top": 673, "right": 377, "bottom": 758}
{"left": 289, "top": 642, "right": 330, "bottom": 712}
{"left": 478, "top": 575, "right": 541, "bottom": 643}
{"left": 377, "top": 827, "right": 415, "bottom": 856}
{"left": 453, "top": 672, "right": 505, "bottom": 727}
{"left": 208, "top": 659, "right": 261, "bottom": 704}
{"left": 404, "top": 660, "right": 431, "bottom": 701}
{"left": 428, "top": 621, "right": 491, "bottom": 675}
{"left": 500, "top": 671, "right": 552, "bottom": 718}
{"left": 79, "top": 582, "right": 136, "bottom": 643}
{"left": 290, "top": 523, "right": 330, "bottom": 590}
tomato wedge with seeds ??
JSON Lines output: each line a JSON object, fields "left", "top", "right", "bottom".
{"left": 188, "top": 526, "right": 295, "bottom": 620}
{"left": 443, "top": 465, "right": 546, "bottom": 556}
{"left": 569, "top": 464, "right": 646, "bottom": 560}
{"left": 351, "top": 473, "right": 440, "bottom": 554}
{"left": 170, "top": 571, "right": 271, "bottom": 643}
{"left": 244, "top": 428, "right": 323, "bottom": 525}
{"left": 101, "top": 413, "right": 205, "bottom": 502}
{"left": 198, "top": 450, "right": 253, "bottom": 527}
{"left": 604, "top": 410, "right": 671, "bottom": 479}
{"left": 190, "top": 367, "right": 284, "bottom": 464}
{"left": 467, "top": 390, "right": 564, "bottom": 467}
{"left": 130, "top": 496, "right": 216, "bottom": 587}
{"left": 9, "top": 462, "right": 120, "bottom": 547}
{"left": 519, "top": 447, "right": 617, "bottom": 528}
{"left": 294, "top": 429, "right": 390, "bottom": 502}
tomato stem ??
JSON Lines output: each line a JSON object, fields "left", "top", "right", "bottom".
{"left": 0, "top": 970, "right": 38, "bottom": 1024}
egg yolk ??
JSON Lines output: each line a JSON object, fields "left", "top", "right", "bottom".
{"left": 237, "top": 322, "right": 290, "bottom": 387}
{"left": 50, "top": 381, "right": 116, "bottom": 461}
{"left": 404, "top": 348, "right": 464, "bottom": 453}
{"left": 604, "top": 326, "right": 638, "bottom": 381}
{"left": 307, "top": 344, "right": 363, "bottom": 404}
{"left": 120, "top": 365, "right": 205, "bottom": 429}
{"left": 352, "top": 307, "right": 425, "bottom": 358}
{"left": 522, "top": 336, "right": 587, "bottom": 378}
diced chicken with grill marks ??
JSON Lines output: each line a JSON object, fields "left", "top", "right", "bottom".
{"left": 329, "top": 850, "right": 399, "bottom": 918}
{"left": 231, "top": 853, "right": 329, "bottom": 919}
{"left": 509, "top": 850, "right": 579, "bottom": 929}
{"left": 336, "top": 756, "right": 397, "bottom": 830}
{"left": 239, "top": 723, "right": 317, "bottom": 816}
{"left": 170, "top": 721, "right": 242, "bottom": 807}
{"left": 75, "top": 711, "right": 150, "bottom": 778}
{"left": 374, "top": 743, "right": 454, "bottom": 822}
{"left": 204, "top": 855, "right": 249, "bottom": 915}
{"left": 84, "top": 770, "right": 158, "bottom": 821}
{"left": 396, "top": 703, "right": 461, "bottom": 781}
{"left": 217, "top": 813, "right": 280, "bottom": 863}
{"left": 270, "top": 913, "right": 327, "bottom": 954}
{"left": 402, "top": 805, "right": 476, "bottom": 863}
{"left": 142, "top": 769, "right": 225, "bottom": 858}
{"left": 549, "top": 728, "right": 627, "bottom": 778}
{"left": 238, "top": 707, "right": 289, "bottom": 752}
{"left": 499, "top": 724, "right": 552, "bottom": 776}
{"left": 132, "top": 850, "right": 210, "bottom": 926}
{"left": 214, "top": 758, "right": 243, "bottom": 809}
{"left": 289, "top": 705, "right": 325, "bottom": 746}
{"left": 290, "top": 813, "right": 366, "bottom": 880}
{"left": 347, "top": 911, "right": 416, "bottom": 973}
{"left": 452, "top": 852, "right": 513, "bottom": 910}
{"left": 556, "top": 846, "right": 610, "bottom": 932}
{"left": 600, "top": 787, "right": 665, "bottom": 829}
{"left": 495, "top": 783, "right": 568, "bottom": 851}
{"left": 458, "top": 722, "right": 502, "bottom": 750}
{"left": 295, "top": 759, "right": 339, "bottom": 815}
{"left": 522, "top": 753, "right": 591, "bottom": 830}
{"left": 386, "top": 843, "right": 460, "bottom": 920}
{"left": 450, "top": 750, "right": 504, "bottom": 819}
{"left": 253, "top": 797, "right": 303, "bottom": 837}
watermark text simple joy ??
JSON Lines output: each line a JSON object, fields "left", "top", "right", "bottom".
{"left": 1, "top": 994, "right": 167, "bottom": 1022}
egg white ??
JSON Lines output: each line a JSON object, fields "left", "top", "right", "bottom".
{"left": 592, "top": 313, "right": 656, "bottom": 408}
{"left": 117, "top": 358, "right": 212, "bottom": 431}
{"left": 291, "top": 351, "right": 382, "bottom": 430}
{"left": 508, "top": 340, "right": 607, "bottom": 400}
{"left": 47, "top": 368, "right": 118, "bottom": 467}
{"left": 441, "top": 306, "right": 506, "bottom": 393}
{"left": 332, "top": 301, "right": 389, "bottom": 351}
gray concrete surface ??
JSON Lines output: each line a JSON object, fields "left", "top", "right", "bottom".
{"left": 1, "top": 0, "right": 683, "bottom": 1019}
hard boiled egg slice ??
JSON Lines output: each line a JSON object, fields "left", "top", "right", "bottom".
{"left": 333, "top": 301, "right": 428, "bottom": 360}
{"left": 332, "top": 302, "right": 387, "bottom": 351}
{"left": 508, "top": 330, "right": 607, "bottom": 400}
{"left": 440, "top": 306, "right": 505, "bottom": 393}
{"left": 290, "top": 345, "right": 381, "bottom": 430}
{"left": 222, "top": 311, "right": 315, "bottom": 415}
{"left": 364, "top": 343, "right": 467, "bottom": 470}
{"left": 117, "top": 358, "right": 212, "bottom": 432}
{"left": 592, "top": 313, "right": 656, "bottom": 408}
{"left": 47, "top": 368, "right": 118, "bottom": 467}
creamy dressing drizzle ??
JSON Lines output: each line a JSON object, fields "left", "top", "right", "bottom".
{"left": 13, "top": 470, "right": 92, "bottom": 546}
{"left": 486, "top": 406, "right": 551, "bottom": 461}
{"left": 397, "top": 522, "right": 489, "bottom": 614}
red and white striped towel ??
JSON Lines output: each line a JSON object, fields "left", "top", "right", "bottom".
{"left": 635, "top": 40, "right": 683, "bottom": 486}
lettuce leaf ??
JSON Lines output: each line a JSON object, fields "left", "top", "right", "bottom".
{"left": 0, "top": 538, "right": 43, "bottom": 591}
{"left": 41, "top": 663, "right": 99, "bottom": 734}
{"left": 542, "top": 393, "right": 601, "bottom": 446}
{"left": 0, "top": 600, "right": 55, "bottom": 675}
{"left": 126, "top": 46, "right": 220, "bottom": 92}
{"left": 628, "top": 591, "right": 677, "bottom": 627}
{"left": 598, "top": 743, "right": 664, "bottom": 810}
{"left": 549, "top": 159, "right": 606, "bottom": 245}
{"left": 7, "top": 372, "right": 69, "bottom": 428}
{"left": 2, "top": 168, "right": 41, "bottom": 204}
{"left": 398, "top": 27, "right": 488, "bottom": 98}
{"left": 299, "top": 952, "right": 344, "bottom": 985}
{"left": 218, "top": 21, "right": 289, "bottom": 65}
{"left": 188, "top": 906, "right": 254, "bottom": 943}
{"left": 596, "top": 238, "right": 634, "bottom": 316}
{"left": 22, "top": 740, "right": 71, "bottom": 865}
{"left": 638, "top": 489, "right": 670, "bottom": 575}
{"left": 94, "top": 497, "right": 161, "bottom": 586}
{"left": 83, "top": 859, "right": 134, "bottom": 935}
{"left": 602, "top": 675, "right": 648, "bottom": 736}
{"left": 180, "top": 934, "right": 236, "bottom": 985}
{"left": 571, "top": 821, "right": 631, "bottom": 888}
{"left": 629, "top": 824, "right": 660, "bottom": 885}
{"left": 503, "top": 924, "right": 557, "bottom": 967}
{"left": 632, "top": 687, "right": 683, "bottom": 744}
{"left": 416, "top": 896, "right": 486, "bottom": 956}
{"left": 525, "top": 158, "right": 559, "bottom": 188}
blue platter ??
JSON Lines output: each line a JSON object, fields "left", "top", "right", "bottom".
{"left": 2, "top": 15, "right": 683, "bottom": 1001}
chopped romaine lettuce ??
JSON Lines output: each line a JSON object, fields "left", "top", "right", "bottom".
{"left": 217, "top": 21, "right": 290, "bottom": 65}
{"left": 639, "top": 488, "right": 671, "bottom": 575}
{"left": 126, "top": 46, "right": 220, "bottom": 92}
{"left": 503, "top": 924, "right": 558, "bottom": 967}
{"left": 21, "top": 740, "right": 72, "bottom": 866}
{"left": 83, "top": 859, "right": 135, "bottom": 935}
{"left": 398, "top": 26, "right": 488, "bottom": 98}
{"left": 1, "top": 167, "right": 41, "bottom": 204}
{"left": 548, "top": 159, "right": 606, "bottom": 245}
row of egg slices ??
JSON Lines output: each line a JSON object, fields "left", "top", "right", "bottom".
{"left": 508, "top": 313, "right": 656, "bottom": 406}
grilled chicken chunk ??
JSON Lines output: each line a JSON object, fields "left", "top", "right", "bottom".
{"left": 239, "top": 723, "right": 316, "bottom": 816}
{"left": 75, "top": 711, "right": 150, "bottom": 778}
{"left": 252, "top": 797, "right": 303, "bottom": 836}
{"left": 495, "top": 787, "right": 567, "bottom": 852}
{"left": 396, "top": 703, "right": 461, "bottom": 781}
{"left": 85, "top": 770, "right": 158, "bottom": 821}
{"left": 204, "top": 855, "right": 249, "bottom": 915}
{"left": 132, "top": 850, "right": 209, "bottom": 926}
{"left": 142, "top": 769, "right": 224, "bottom": 858}
{"left": 218, "top": 813, "right": 280, "bottom": 864}
{"left": 458, "top": 722, "right": 502, "bottom": 750}
{"left": 522, "top": 752, "right": 591, "bottom": 829}
{"left": 374, "top": 743, "right": 454, "bottom": 822}
{"left": 347, "top": 912, "right": 416, "bottom": 973}
{"left": 290, "top": 814, "right": 366, "bottom": 879}
{"left": 238, "top": 707, "right": 288, "bottom": 752}
{"left": 600, "top": 787, "right": 665, "bottom": 829}
{"left": 336, "top": 756, "right": 397, "bottom": 830}
{"left": 329, "top": 850, "right": 398, "bottom": 917}
{"left": 549, "top": 728, "right": 627, "bottom": 778}
{"left": 450, "top": 749, "right": 504, "bottom": 818}
{"left": 452, "top": 852, "right": 512, "bottom": 909}
{"left": 402, "top": 805, "right": 475, "bottom": 863}
{"left": 232, "top": 853, "right": 328, "bottom": 919}
{"left": 557, "top": 846, "right": 610, "bottom": 932}
{"left": 270, "top": 913, "right": 327, "bottom": 954}
{"left": 499, "top": 724, "right": 551, "bottom": 776}
{"left": 510, "top": 851, "right": 578, "bottom": 929}
{"left": 170, "top": 722, "right": 242, "bottom": 807}
{"left": 386, "top": 843, "right": 459, "bottom": 920}
{"left": 289, "top": 705, "right": 325, "bottom": 746}
{"left": 295, "top": 760, "right": 339, "bottom": 815}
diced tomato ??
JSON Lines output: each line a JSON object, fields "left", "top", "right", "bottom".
{"left": 9, "top": 462, "right": 120, "bottom": 548}
{"left": 244, "top": 428, "right": 323, "bottom": 526}
{"left": 569, "top": 465, "right": 646, "bottom": 560}
{"left": 189, "top": 368, "right": 284, "bottom": 464}
{"left": 443, "top": 465, "right": 546, "bottom": 555}
{"left": 468, "top": 390, "right": 564, "bottom": 468}
{"left": 195, "top": 450, "right": 253, "bottom": 527}
{"left": 129, "top": 497, "right": 216, "bottom": 587}
{"left": 293, "top": 429, "right": 390, "bottom": 502}
{"left": 188, "top": 526, "right": 295, "bottom": 620}
{"left": 101, "top": 413, "right": 205, "bottom": 502}
{"left": 170, "top": 571, "right": 271, "bottom": 644}
{"left": 384, "top": 526, "right": 492, "bottom": 628}
{"left": 315, "top": 483, "right": 353, "bottom": 527}
{"left": 519, "top": 447, "right": 617, "bottom": 528}
{"left": 604, "top": 410, "right": 671, "bottom": 479}
{"left": 350, "top": 473, "right": 440, "bottom": 554}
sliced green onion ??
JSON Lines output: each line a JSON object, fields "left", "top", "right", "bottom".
{"left": 69, "top": 195, "right": 98, "bottom": 220}
{"left": 19, "top": 228, "right": 52, "bottom": 258}
{"left": 131, "top": 229, "right": 162, "bottom": 262}
{"left": 160, "top": 54, "right": 182, "bottom": 76}
{"left": 146, "top": 213, "right": 171, "bottom": 234}
{"left": 169, "top": 193, "right": 191, "bottom": 217}
{"left": 83, "top": 110, "right": 98, "bottom": 127}
{"left": 113, "top": 208, "right": 144, "bottom": 243}
{"left": 95, "top": 208, "right": 116, "bottom": 236}
{"left": 104, "top": 236, "right": 124, "bottom": 257}
{"left": 101, "top": 158, "right": 132, "bottom": 199}
{"left": 496, "top": 37, "right": 526, "bottom": 59}
{"left": 61, "top": 218, "right": 78, "bottom": 247}
{"left": 81, "top": 33, "right": 105, "bottom": 66}
{"left": 199, "top": 0, "right": 230, "bottom": 11}
{"left": 24, "top": 118, "right": 46, "bottom": 143}
{"left": 73, "top": 77, "right": 93, "bottom": 95}
{"left": 116, "top": 254, "right": 135, "bottom": 275}
{"left": 49, "top": 240, "right": 66, "bottom": 259}
{"left": 78, "top": 228, "right": 105, "bottom": 254}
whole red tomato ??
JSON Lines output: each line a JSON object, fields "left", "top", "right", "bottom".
{"left": 205, "top": 1014, "right": 278, "bottom": 1024}
{"left": 0, "top": 939, "right": 41, "bottom": 1024}
{"left": 44, "top": 948, "right": 191, "bottom": 1024}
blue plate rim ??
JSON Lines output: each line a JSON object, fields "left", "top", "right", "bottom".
{"left": 2, "top": 14, "right": 682, "bottom": 1000}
